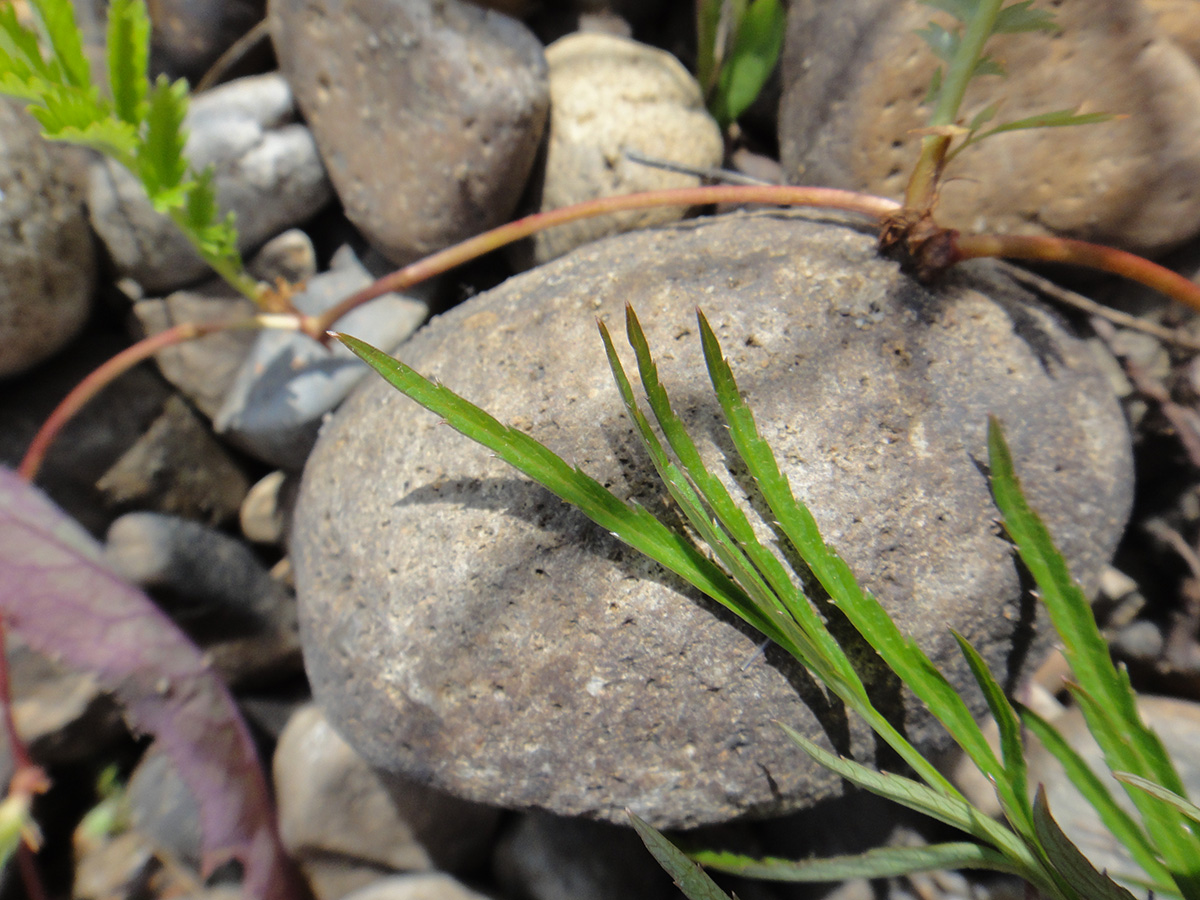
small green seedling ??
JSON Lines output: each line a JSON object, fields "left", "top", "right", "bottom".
{"left": 0, "top": 0, "right": 257, "bottom": 299}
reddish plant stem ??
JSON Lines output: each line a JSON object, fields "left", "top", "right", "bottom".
{"left": 953, "top": 232, "right": 1200, "bottom": 316}
{"left": 17, "top": 316, "right": 294, "bottom": 483}
{"left": 308, "top": 185, "right": 901, "bottom": 336}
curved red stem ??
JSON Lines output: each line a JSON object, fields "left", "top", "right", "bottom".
{"left": 953, "top": 233, "right": 1200, "bottom": 316}
{"left": 309, "top": 185, "right": 901, "bottom": 336}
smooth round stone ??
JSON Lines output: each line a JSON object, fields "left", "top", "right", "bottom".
{"left": 293, "top": 211, "right": 1133, "bottom": 828}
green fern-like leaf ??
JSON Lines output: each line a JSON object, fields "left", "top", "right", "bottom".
{"left": 138, "top": 73, "right": 191, "bottom": 199}
{"left": 993, "top": 0, "right": 1056, "bottom": 34}
{"left": 106, "top": 0, "right": 149, "bottom": 125}
{"left": 26, "top": 0, "right": 90, "bottom": 89}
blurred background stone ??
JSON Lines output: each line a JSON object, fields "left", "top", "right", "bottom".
{"left": 0, "top": 98, "right": 95, "bottom": 379}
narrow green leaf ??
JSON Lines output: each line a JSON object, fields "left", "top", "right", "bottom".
{"left": 951, "top": 632, "right": 1033, "bottom": 835}
{"left": 777, "top": 722, "right": 1048, "bottom": 882}
{"left": 967, "top": 101, "right": 1000, "bottom": 133}
{"left": 697, "top": 310, "right": 991, "bottom": 796}
{"left": 973, "top": 54, "right": 1005, "bottom": 78}
{"left": 629, "top": 812, "right": 734, "bottom": 900}
{"left": 26, "top": 0, "right": 90, "bottom": 88}
{"left": 25, "top": 81, "right": 110, "bottom": 135}
{"left": 598, "top": 318, "right": 794, "bottom": 651}
{"left": 993, "top": 0, "right": 1057, "bottom": 34}
{"left": 1114, "top": 774, "right": 1200, "bottom": 826}
{"left": 692, "top": 842, "right": 1023, "bottom": 881}
{"left": 1031, "top": 788, "right": 1140, "bottom": 900}
{"left": 917, "top": 22, "right": 960, "bottom": 64}
{"left": 979, "top": 109, "right": 1115, "bottom": 141}
{"left": 1019, "top": 704, "right": 1171, "bottom": 891}
{"left": 29, "top": 111, "right": 137, "bottom": 158}
{"left": 988, "top": 418, "right": 1171, "bottom": 783}
{"left": 622, "top": 307, "right": 855, "bottom": 679}
{"left": 989, "top": 418, "right": 1200, "bottom": 890}
{"left": 336, "top": 332, "right": 755, "bottom": 620}
{"left": 106, "top": 0, "right": 149, "bottom": 125}
{"left": 695, "top": 0, "right": 722, "bottom": 95}
{"left": 710, "top": 0, "right": 785, "bottom": 127}
{"left": 138, "top": 73, "right": 190, "bottom": 197}
{"left": 923, "top": 66, "right": 943, "bottom": 105}
{"left": 0, "top": 3, "right": 55, "bottom": 82}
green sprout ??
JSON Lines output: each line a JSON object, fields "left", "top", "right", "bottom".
{"left": 695, "top": 0, "right": 785, "bottom": 129}
{"left": 0, "top": 0, "right": 258, "bottom": 300}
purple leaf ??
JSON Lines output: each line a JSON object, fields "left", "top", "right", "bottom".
{"left": 0, "top": 467, "right": 307, "bottom": 900}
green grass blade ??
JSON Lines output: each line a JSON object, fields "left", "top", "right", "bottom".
{"left": 106, "top": 0, "right": 149, "bottom": 125}
{"left": 692, "top": 842, "right": 1024, "bottom": 881}
{"left": 336, "top": 332, "right": 757, "bottom": 623}
{"left": 695, "top": 0, "right": 721, "bottom": 95}
{"left": 622, "top": 306, "right": 856, "bottom": 680}
{"left": 951, "top": 631, "right": 1034, "bottom": 836}
{"left": 777, "top": 722, "right": 1050, "bottom": 887}
{"left": 698, "top": 308, "right": 1002, "bottom": 792}
{"left": 710, "top": 0, "right": 784, "bottom": 127}
{"left": 1019, "top": 704, "right": 1173, "bottom": 892}
{"left": 988, "top": 418, "right": 1200, "bottom": 891}
{"left": 1031, "top": 788, "right": 1139, "bottom": 900}
{"left": 1114, "top": 774, "right": 1200, "bottom": 826}
{"left": 598, "top": 318, "right": 796, "bottom": 650}
{"left": 629, "top": 813, "right": 734, "bottom": 900}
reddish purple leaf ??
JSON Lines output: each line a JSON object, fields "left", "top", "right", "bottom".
{"left": 0, "top": 467, "right": 308, "bottom": 900}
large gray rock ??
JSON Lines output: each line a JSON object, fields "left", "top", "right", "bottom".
{"left": 292, "top": 211, "right": 1133, "bottom": 829}
{"left": 779, "top": 0, "right": 1200, "bottom": 255}
{"left": 269, "top": 0, "right": 549, "bottom": 265}
{"left": 0, "top": 98, "right": 95, "bottom": 379}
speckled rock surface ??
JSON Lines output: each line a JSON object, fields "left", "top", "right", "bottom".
{"left": 292, "top": 211, "right": 1133, "bottom": 828}
{"left": 779, "top": 0, "right": 1200, "bottom": 255}
{"left": 0, "top": 99, "right": 95, "bottom": 379}
{"left": 529, "top": 32, "right": 723, "bottom": 263}
{"left": 269, "top": 0, "right": 549, "bottom": 265}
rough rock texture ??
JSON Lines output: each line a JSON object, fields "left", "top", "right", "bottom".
{"left": 779, "top": 0, "right": 1200, "bottom": 255}
{"left": 0, "top": 98, "right": 95, "bottom": 379}
{"left": 293, "top": 212, "right": 1133, "bottom": 828}
{"left": 269, "top": 0, "right": 549, "bottom": 264}
{"left": 529, "top": 32, "right": 723, "bottom": 263}
{"left": 88, "top": 74, "right": 332, "bottom": 294}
